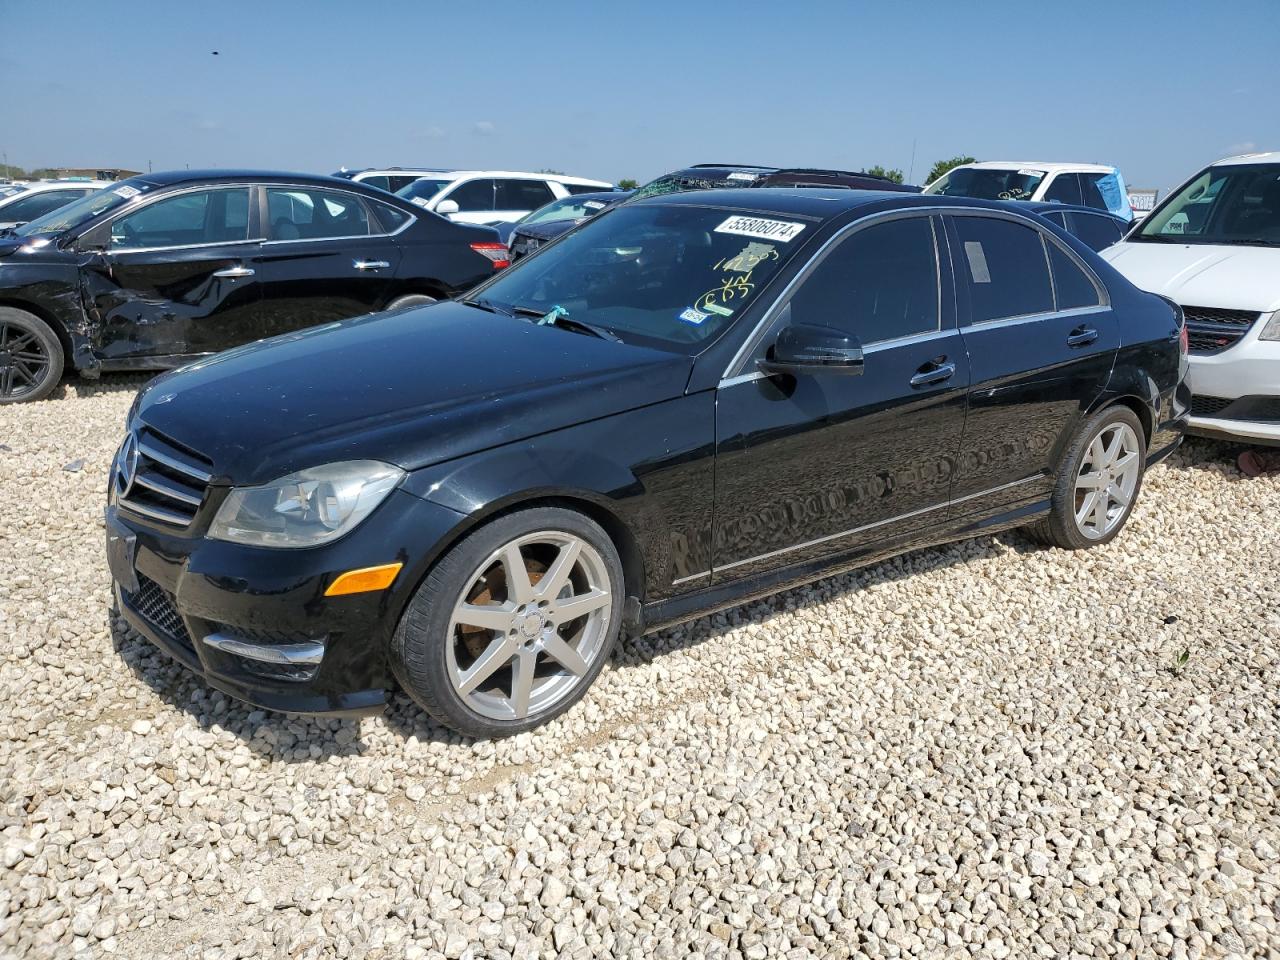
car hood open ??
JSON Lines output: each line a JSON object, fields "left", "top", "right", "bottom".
{"left": 1102, "top": 241, "right": 1280, "bottom": 314}
{"left": 134, "top": 301, "right": 694, "bottom": 485}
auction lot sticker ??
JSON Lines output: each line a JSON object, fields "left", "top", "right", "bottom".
{"left": 714, "top": 215, "right": 806, "bottom": 243}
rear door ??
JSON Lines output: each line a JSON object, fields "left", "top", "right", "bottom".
{"left": 945, "top": 212, "right": 1118, "bottom": 515}
{"left": 492, "top": 179, "right": 558, "bottom": 223}
{"left": 253, "top": 185, "right": 403, "bottom": 333}
{"left": 82, "top": 185, "right": 264, "bottom": 360}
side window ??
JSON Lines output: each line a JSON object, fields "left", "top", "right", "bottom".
{"left": 1047, "top": 243, "right": 1102, "bottom": 310}
{"left": 359, "top": 175, "right": 392, "bottom": 192}
{"left": 952, "top": 216, "right": 1054, "bottom": 323}
{"left": 266, "top": 188, "right": 371, "bottom": 241}
{"left": 785, "top": 216, "right": 940, "bottom": 345}
{"left": 386, "top": 175, "right": 419, "bottom": 193}
{"left": 495, "top": 179, "right": 556, "bottom": 210}
{"left": 111, "top": 188, "right": 251, "bottom": 248}
{"left": 1078, "top": 174, "right": 1110, "bottom": 210}
{"left": 369, "top": 200, "right": 410, "bottom": 234}
{"left": 1067, "top": 213, "right": 1123, "bottom": 252}
{"left": 2, "top": 190, "right": 81, "bottom": 222}
{"left": 1042, "top": 211, "right": 1068, "bottom": 229}
{"left": 1042, "top": 173, "right": 1082, "bottom": 206}
{"left": 564, "top": 183, "right": 608, "bottom": 196}
{"left": 447, "top": 179, "right": 496, "bottom": 212}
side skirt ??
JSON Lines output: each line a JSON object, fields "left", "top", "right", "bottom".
{"left": 637, "top": 498, "right": 1049, "bottom": 636}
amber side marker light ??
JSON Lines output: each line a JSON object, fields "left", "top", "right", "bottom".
{"left": 325, "top": 562, "right": 404, "bottom": 597}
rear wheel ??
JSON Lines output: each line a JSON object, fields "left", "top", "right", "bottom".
{"left": 391, "top": 507, "right": 623, "bottom": 737}
{"left": 0, "top": 307, "right": 63, "bottom": 404}
{"left": 1027, "top": 405, "right": 1146, "bottom": 549}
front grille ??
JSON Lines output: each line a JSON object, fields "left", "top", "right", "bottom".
{"left": 1181, "top": 305, "right": 1260, "bottom": 355}
{"left": 125, "top": 574, "right": 193, "bottom": 650}
{"left": 114, "top": 428, "right": 213, "bottom": 528}
{"left": 1190, "top": 395, "right": 1280, "bottom": 423}
{"left": 1190, "top": 395, "right": 1234, "bottom": 417}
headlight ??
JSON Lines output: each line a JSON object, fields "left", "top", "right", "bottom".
{"left": 209, "top": 460, "right": 403, "bottom": 548}
{"left": 1259, "top": 310, "right": 1280, "bottom": 341}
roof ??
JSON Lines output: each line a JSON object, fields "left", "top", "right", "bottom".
{"left": 635, "top": 187, "right": 1043, "bottom": 221}
{"left": 2, "top": 179, "right": 112, "bottom": 193}
{"left": 962, "top": 161, "right": 1118, "bottom": 174}
{"left": 133, "top": 169, "right": 365, "bottom": 188}
{"left": 1213, "top": 151, "right": 1280, "bottom": 166}
{"left": 1021, "top": 201, "right": 1127, "bottom": 222}
{"left": 425, "top": 170, "right": 613, "bottom": 186}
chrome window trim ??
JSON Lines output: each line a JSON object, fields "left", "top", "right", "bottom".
{"left": 957, "top": 304, "right": 1109, "bottom": 335}
{"left": 106, "top": 183, "right": 262, "bottom": 252}
{"left": 713, "top": 474, "right": 1041, "bottom": 575}
{"left": 261, "top": 183, "right": 417, "bottom": 243}
{"left": 722, "top": 208, "right": 947, "bottom": 380}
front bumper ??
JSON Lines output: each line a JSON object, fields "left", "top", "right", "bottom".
{"left": 1188, "top": 332, "right": 1280, "bottom": 444}
{"left": 108, "top": 488, "right": 468, "bottom": 716}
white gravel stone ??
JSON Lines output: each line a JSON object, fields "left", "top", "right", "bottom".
{"left": 1, "top": 379, "right": 1279, "bottom": 959}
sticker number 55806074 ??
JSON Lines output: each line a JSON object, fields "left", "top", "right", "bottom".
{"left": 714, "top": 215, "right": 806, "bottom": 243}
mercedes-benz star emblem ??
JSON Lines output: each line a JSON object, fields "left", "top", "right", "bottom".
{"left": 117, "top": 434, "right": 139, "bottom": 498}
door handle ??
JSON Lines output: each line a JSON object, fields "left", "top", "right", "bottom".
{"left": 1067, "top": 326, "right": 1099, "bottom": 348}
{"left": 212, "top": 265, "right": 254, "bottom": 278}
{"left": 353, "top": 259, "right": 390, "bottom": 271}
{"left": 909, "top": 360, "right": 956, "bottom": 388}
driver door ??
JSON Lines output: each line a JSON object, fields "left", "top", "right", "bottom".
{"left": 712, "top": 213, "right": 970, "bottom": 581}
{"left": 81, "top": 185, "right": 265, "bottom": 361}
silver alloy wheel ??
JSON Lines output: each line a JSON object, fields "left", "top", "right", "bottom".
{"left": 445, "top": 531, "right": 613, "bottom": 721}
{"left": 1073, "top": 421, "right": 1141, "bottom": 540}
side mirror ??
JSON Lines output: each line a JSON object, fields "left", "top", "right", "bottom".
{"left": 435, "top": 199, "right": 460, "bottom": 216}
{"left": 758, "top": 323, "right": 864, "bottom": 376}
{"left": 74, "top": 221, "right": 112, "bottom": 252}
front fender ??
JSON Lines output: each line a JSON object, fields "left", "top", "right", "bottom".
{"left": 398, "top": 393, "right": 716, "bottom": 602}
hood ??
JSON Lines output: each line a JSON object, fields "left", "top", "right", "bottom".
{"left": 1102, "top": 241, "right": 1280, "bottom": 314}
{"left": 134, "top": 301, "right": 693, "bottom": 485}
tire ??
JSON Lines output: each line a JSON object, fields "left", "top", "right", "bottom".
{"left": 391, "top": 506, "right": 624, "bottom": 737}
{"left": 1026, "top": 405, "right": 1147, "bottom": 549}
{"left": 385, "top": 294, "right": 437, "bottom": 312}
{"left": 0, "top": 307, "right": 63, "bottom": 404}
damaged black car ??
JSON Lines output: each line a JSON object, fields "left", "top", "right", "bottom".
{"left": 0, "top": 170, "right": 510, "bottom": 403}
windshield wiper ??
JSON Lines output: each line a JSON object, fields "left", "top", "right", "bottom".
{"left": 459, "top": 296, "right": 516, "bottom": 317}
{"left": 510, "top": 304, "right": 622, "bottom": 342}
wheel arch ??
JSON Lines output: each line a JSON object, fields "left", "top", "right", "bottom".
{"left": 383, "top": 278, "right": 452, "bottom": 306}
{"left": 0, "top": 298, "right": 75, "bottom": 370}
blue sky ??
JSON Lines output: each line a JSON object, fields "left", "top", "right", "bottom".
{"left": 1, "top": 0, "right": 1276, "bottom": 190}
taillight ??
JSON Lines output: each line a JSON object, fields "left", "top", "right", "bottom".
{"left": 470, "top": 242, "right": 510, "bottom": 270}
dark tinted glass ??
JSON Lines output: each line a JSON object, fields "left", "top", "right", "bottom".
{"left": 496, "top": 179, "right": 555, "bottom": 210}
{"left": 788, "top": 217, "right": 940, "bottom": 344}
{"left": 448, "top": 179, "right": 496, "bottom": 212}
{"left": 952, "top": 216, "right": 1053, "bottom": 322}
{"left": 1047, "top": 243, "right": 1101, "bottom": 310}
{"left": 1079, "top": 174, "right": 1109, "bottom": 210}
{"left": 1067, "top": 212, "right": 1123, "bottom": 252}
{"left": 386, "top": 175, "right": 419, "bottom": 193}
{"left": 359, "top": 175, "right": 392, "bottom": 192}
{"left": 1042, "top": 174, "right": 1082, "bottom": 205}
{"left": 371, "top": 200, "right": 409, "bottom": 233}
{"left": 564, "top": 183, "right": 609, "bottom": 195}
{"left": 266, "top": 188, "right": 370, "bottom": 240}
{"left": 1, "top": 190, "right": 85, "bottom": 222}
{"left": 1043, "top": 211, "right": 1068, "bottom": 228}
{"left": 111, "top": 188, "right": 252, "bottom": 248}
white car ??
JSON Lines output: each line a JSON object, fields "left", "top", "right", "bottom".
{"left": 393, "top": 170, "right": 614, "bottom": 225}
{"left": 925, "top": 161, "right": 1133, "bottom": 221}
{"left": 0, "top": 179, "right": 113, "bottom": 229}
{"left": 1101, "top": 152, "right": 1280, "bottom": 445}
{"left": 335, "top": 167, "right": 455, "bottom": 194}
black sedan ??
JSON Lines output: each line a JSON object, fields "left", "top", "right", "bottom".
{"left": 106, "top": 189, "right": 1189, "bottom": 736}
{"left": 1021, "top": 201, "right": 1131, "bottom": 251}
{"left": 506, "top": 190, "right": 632, "bottom": 261}
{"left": 0, "top": 171, "right": 509, "bottom": 403}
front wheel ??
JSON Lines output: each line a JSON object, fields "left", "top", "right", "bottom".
{"left": 1027, "top": 405, "right": 1147, "bottom": 549}
{"left": 391, "top": 507, "right": 624, "bottom": 737}
{"left": 0, "top": 307, "right": 64, "bottom": 404}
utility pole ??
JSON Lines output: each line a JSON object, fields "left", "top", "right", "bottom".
{"left": 908, "top": 138, "right": 917, "bottom": 185}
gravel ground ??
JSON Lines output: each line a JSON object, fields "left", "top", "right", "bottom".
{"left": 1, "top": 375, "right": 1278, "bottom": 960}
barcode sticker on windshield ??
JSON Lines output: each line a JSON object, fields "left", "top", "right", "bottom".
{"left": 113, "top": 185, "right": 140, "bottom": 199}
{"left": 410, "top": 196, "right": 431, "bottom": 208}
{"left": 714, "top": 215, "right": 805, "bottom": 243}
{"left": 727, "top": 172, "right": 759, "bottom": 182}
{"left": 583, "top": 200, "right": 606, "bottom": 210}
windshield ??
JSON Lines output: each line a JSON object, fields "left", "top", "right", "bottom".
{"left": 395, "top": 178, "right": 452, "bottom": 206}
{"left": 468, "top": 203, "right": 810, "bottom": 351}
{"left": 925, "top": 167, "right": 1046, "bottom": 201}
{"left": 1135, "top": 163, "right": 1280, "bottom": 246}
{"left": 521, "top": 195, "right": 611, "bottom": 225}
{"left": 14, "top": 180, "right": 147, "bottom": 237}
